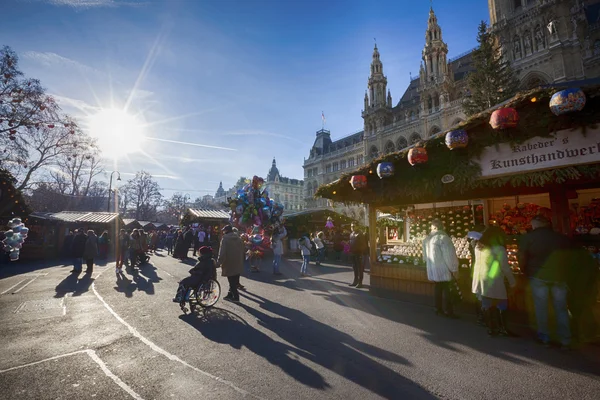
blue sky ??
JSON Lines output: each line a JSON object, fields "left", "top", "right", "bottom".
{"left": 2, "top": 0, "right": 489, "bottom": 199}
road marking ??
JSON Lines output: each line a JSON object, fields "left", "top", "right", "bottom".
{"left": 12, "top": 275, "right": 39, "bottom": 293}
{"left": 0, "top": 349, "right": 143, "bottom": 400}
{"left": 92, "top": 274, "right": 264, "bottom": 399}
{"left": 1, "top": 279, "right": 27, "bottom": 295}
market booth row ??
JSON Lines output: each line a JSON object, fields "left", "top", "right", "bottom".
{"left": 316, "top": 85, "right": 600, "bottom": 333}
{"left": 25, "top": 211, "right": 123, "bottom": 260}
{"left": 283, "top": 208, "right": 359, "bottom": 255}
{"left": 181, "top": 208, "right": 231, "bottom": 250}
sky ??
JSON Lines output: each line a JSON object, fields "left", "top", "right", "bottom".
{"left": 2, "top": 0, "right": 489, "bottom": 200}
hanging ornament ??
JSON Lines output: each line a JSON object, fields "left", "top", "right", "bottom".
{"left": 325, "top": 216, "right": 335, "bottom": 229}
{"left": 489, "top": 107, "right": 519, "bottom": 129}
{"left": 376, "top": 162, "right": 395, "bottom": 178}
{"left": 349, "top": 175, "right": 367, "bottom": 190}
{"left": 408, "top": 147, "right": 428, "bottom": 166}
{"left": 445, "top": 129, "right": 468, "bottom": 150}
{"left": 47, "top": 124, "right": 55, "bottom": 128}
{"left": 549, "top": 88, "right": 586, "bottom": 116}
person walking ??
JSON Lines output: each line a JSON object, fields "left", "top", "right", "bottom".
{"left": 183, "top": 227, "right": 194, "bottom": 260}
{"left": 519, "top": 215, "right": 572, "bottom": 348}
{"left": 98, "top": 231, "right": 109, "bottom": 259}
{"left": 129, "top": 229, "right": 142, "bottom": 268}
{"left": 116, "top": 229, "right": 130, "bottom": 273}
{"left": 217, "top": 225, "right": 245, "bottom": 303}
{"left": 314, "top": 231, "right": 325, "bottom": 266}
{"left": 83, "top": 230, "right": 98, "bottom": 274}
{"left": 298, "top": 233, "right": 312, "bottom": 277}
{"left": 423, "top": 219, "right": 459, "bottom": 318}
{"left": 472, "top": 226, "right": 516, "bottom": 336}
{"left": 166, "top": 230, "right": 175, "bottom": 255}
{"left": 70, "top": 229, "right": 87, "bottom": 273}
{"left": 271, "top": 225, "right": 287, "bottom": 275}
{"left": 348, "top": 223, "right": 367, "bottom": 288}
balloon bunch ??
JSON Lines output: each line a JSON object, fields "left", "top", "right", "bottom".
{"left": 2, "top": 218, "right": 29, "bottom": 261}
{"left": 227, "top": 176, "right": 286, "bottom": 260}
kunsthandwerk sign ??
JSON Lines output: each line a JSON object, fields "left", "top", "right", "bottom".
{"left": 477, "top": 127, "right": 600, "bottom": 178}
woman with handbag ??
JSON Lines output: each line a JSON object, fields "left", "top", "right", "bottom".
{"left": 472, "top": 226, "right": 516, "bottom": 336}
{"left": 423, "top": 219, "right": 460, "bottom": 319}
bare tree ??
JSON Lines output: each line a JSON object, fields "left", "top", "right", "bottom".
{"left": 122, "top": 171, "right": 162, "bottom": 220}
{"left": 0, "top": 46, "right": 92, "bottom": 191}
{"left": 48, "top": 140, "right": 104, "bottom": 196}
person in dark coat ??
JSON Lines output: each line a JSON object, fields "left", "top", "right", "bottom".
{"left": 348, "top": 223, "right": 368, "bottom": 288}
{"left": 173, "top": 246, "right": 217, "bottom": 302}
{"left": 83, "top": 230, "right": 98, "bottom": 273}
{"left": 183, "top": 228, "right": 194, "bottom": 259}
{"left": 70, "top": 229, "right": 87, "bottom": 273}
{"left": 173, "top": 230, "right": 186, "bottom": 260}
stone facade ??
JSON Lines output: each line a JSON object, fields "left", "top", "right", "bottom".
{"left": 303, "top": 2, "right": 600, "bottom": 211}
{"left": 265, "top": 158, "right": 304, "bottom": 213}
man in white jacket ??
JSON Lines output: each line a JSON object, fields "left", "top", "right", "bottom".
{"left": 423, "top": 219, "right": 459, "bottom": 318}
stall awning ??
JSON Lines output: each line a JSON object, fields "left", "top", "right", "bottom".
{"left": 187, "top": 208, "right": 230, "bottom": 221}
{"left": 48, "top": 211, "right": 120, "bottom": 224}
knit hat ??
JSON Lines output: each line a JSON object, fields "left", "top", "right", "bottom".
{"left": 222, "top": 225, "right": 233, "bottom": 234}
{"left": 199, "top": 246, "right": 213, "bottom": 255}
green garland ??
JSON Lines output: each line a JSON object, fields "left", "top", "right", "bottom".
{"left": 316, "top": 86, "right": 600, "bottom": 206}
{"left": 377, "top": 218, "right": 403, "bottom": 229}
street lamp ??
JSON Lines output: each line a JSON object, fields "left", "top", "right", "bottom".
{"left": 107, "top": 171, "right": 121, "bottom": 212}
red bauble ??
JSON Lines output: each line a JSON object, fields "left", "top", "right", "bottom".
{"left": 408, "top": 147, "right": 428, "bottom": 166}
{"left": 47, "top": 124, "right": 55, "bottom": 128}
{"left": 350, "top": 175, "right": 367, "bottom": 190}
{"left": 489, "top": 108, "right": 519, "bottom": 129}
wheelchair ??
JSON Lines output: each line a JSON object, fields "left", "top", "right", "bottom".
{"left": 179, "top": 279, "right": 221, "bottom": 314}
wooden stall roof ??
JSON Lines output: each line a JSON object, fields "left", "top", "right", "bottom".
{"left": 137, "top": 221, "right": 156, "bottom": 230}
{"left": 187, "top": 208, "right": 230, "bottom": 221}
{"left": 29, "top": 211, "right": 123, "bottom": 225}
{"left": 316, "top": 84, "right": 600, "bottom": 207}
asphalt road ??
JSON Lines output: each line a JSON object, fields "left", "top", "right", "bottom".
{"left": 1, "top": 252, "right": 599, "bottom": 400}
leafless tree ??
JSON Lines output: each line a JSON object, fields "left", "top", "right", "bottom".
{"left": 0, "top": 45, "right": 92, "bottom": 191}
{"left": 122, "top": 171, "right": 163, "bottom": 220}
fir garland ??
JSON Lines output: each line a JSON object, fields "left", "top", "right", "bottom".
{"left": 316, "top": 86, "right": 600, "bottom": 206}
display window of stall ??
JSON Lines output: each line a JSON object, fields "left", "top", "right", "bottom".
{"left": 378, "top": 201, "right": 484, "bottom": 266}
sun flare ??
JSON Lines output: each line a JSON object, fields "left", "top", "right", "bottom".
{"left": 88, "top": 108, "right": 145, "bottom": 158}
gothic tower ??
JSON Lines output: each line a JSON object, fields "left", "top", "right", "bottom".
{"left": 419, "top": 6, "right": 451, "bottom": 116}
{"left": 362, "top": 44, "right": 393, "bottom": 136}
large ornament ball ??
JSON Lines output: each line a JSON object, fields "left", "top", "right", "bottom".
{"left": 489, "top": 108, "right": 519, "bottom": 130}
{"left": 445, "top": 129, "right": 468, "bottom": 150}
{"left": 408, "top": 147, "right": 428, "bottom": 166}
{"left": 349, "top": 175, "right": 367, "bottom": 190}
{"left": 549, "top": 88, "right": 586, "bottom": 116}
{"left": 376, "top": 162, "right": 395, "bottom": 179}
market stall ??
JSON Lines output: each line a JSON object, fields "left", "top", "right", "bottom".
{"left": 26, "top": 211, "right": 123, "bottom": 260}
{"left": 316, "top": 84, "right": 600, "bottom": 331}
{"left": 123, "top": 219, "right": 142, "bottom": 230}
{"left": 181, "top": 208, "right": 231, "bottom": 249}
{"left": 283, "top": 208, "right": 358, "bottom": 256}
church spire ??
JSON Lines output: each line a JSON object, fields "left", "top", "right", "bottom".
{"left": 422, "top": 5, "right": 448, "bottom": 83}
{"left": 367, "top": 43, "right": 388, "bottom": 109}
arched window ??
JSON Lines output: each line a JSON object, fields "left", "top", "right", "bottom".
{"left": 429, "top": 126, "right": 441, "bottom": 137}
{"left": 451, "top": 118, "right": 463, "bottom": 127}
{"left": 384, "top": 141, "right": 395, "bottom": 154}
{"left": 369, "top": 146, "right": 379, "bottom": 159}
{"left": 396, "top": 136, "right": 408, "bottom": 150}
{"left": 409, "top": 133, "right": 421, "bottom": 145}
{"left": 306, "top": 182, "right": 312, "bottom": 196}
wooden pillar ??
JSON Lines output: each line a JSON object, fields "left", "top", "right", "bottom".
{"left": 549, "top": 187, "right": 570, "bottom": 235}
{"left": 368, "top": 204, "right": 377, "bottom": 263}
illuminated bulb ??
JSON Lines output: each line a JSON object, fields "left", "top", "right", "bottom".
{"left": 531, "top": 97, "right": 537, "bottom": 103}
{"left": 332, "top": 191, "right": 337, "bottom": 195}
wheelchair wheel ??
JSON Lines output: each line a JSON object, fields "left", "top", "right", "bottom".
{"left": 195, "top": 279, "right": 221, "bottom": 308}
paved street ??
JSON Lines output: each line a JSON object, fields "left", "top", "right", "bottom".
{"left": 1, "top": 253, "right": 599, "bottom": 400}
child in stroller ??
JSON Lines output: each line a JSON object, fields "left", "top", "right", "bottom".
{"left": 173, "top": 246, "right": 217, "bottom": 302}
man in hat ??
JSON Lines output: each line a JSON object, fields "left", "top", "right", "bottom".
{"left": 217, "top": 225, "right": 245, "bottom": 302}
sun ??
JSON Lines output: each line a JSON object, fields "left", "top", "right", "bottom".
{"left": 88, "top": 108, "right": 145, "bottom": 158}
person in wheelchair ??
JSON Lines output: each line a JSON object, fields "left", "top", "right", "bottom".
{"left": 173, "top": 246, "right": 217, "bottom": 303}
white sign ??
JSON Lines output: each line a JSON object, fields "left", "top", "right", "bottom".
{"left": 477, "top": 127, "right": 600, "bottom": 178}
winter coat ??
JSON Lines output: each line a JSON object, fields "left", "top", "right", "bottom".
{"left": 519, "top": 227, "right": 571, "bottom": 282}
{"left": 181, "top": 254, "right": 217, "bottom": 288}
{"left": 299, "top": 236, "right": 312, "bottom": 256}
{"left": 472, "top": 245, "right": 516, "bottom": 299}
{"left": 71, "top": 234, "right": 87, "bottom": 258}
{"left": 314, "top": 237, "right": 325, "bottom": 250}
{"left": 271, "top": 227, "right": 287, "bottom": 256}
{"left": 349, "top": 231, "right": 367, "bottom": 255}
{"left": 217, "top": 232, "right": 245, "bottom": 277}
{"left": 422, "top": 231, "right": 458, "bottom": 282}
{"left": 184, "top": 230, "right": 194, "bottom": 247}
{"left": 83, "top": 233, "right": 98, "bottom": 259}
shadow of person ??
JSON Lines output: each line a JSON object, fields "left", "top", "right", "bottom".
{"left": 73, "top": 274, "right": 95, "bottom": 296}
{"left": 237, "top": 292, "right": 435, "bottom": 399}
{"left": 179, "top": 308, "right": 330, "bottom": 390}
{"left": 130, "top": 268, "right": 154, "bottom": 295}
{"left": 115, "top": 272, "right": 136, "bottom": 298}
{"left": 138, "top": 263, "right": 162, "bottom": 284}
{"left": 54, "top": 273, "right": 80, "bottom": 298}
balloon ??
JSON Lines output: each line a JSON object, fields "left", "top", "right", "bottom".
{"left": 251, "top": 234, "right": 263, "bottom": 245}
{"left": 262, "top": 206, "right": 271, "bottom": 220}
{"left": 12, "top": 225, "right": 22, "bottom": 233}
{"left": 4, "top": 230, "right": 14, "bottom": 238}
{"left": 236, "top": 205, "right": 244, "bottom": 215}
{"left": 20, "top": 227, "right": 29, "bottom": 235}
{"left": 9, "top": 250, "right": 19, "bottom": 261}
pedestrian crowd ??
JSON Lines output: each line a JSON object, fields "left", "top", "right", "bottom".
{"left": 423, "top": 215, "right": 598, "bottom": 349}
